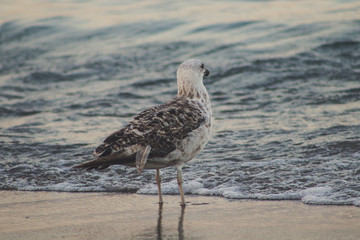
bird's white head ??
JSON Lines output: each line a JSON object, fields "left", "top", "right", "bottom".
{"left": 177, "top": 59, "right": 210, "bottom": 99}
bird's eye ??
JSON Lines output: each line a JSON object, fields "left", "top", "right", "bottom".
{"left": 200, "top": 63, "right": 204, "bottom": 69}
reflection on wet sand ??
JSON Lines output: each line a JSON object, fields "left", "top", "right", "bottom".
{"left": 140, "top": 205, "right": 186, "bottom": 240}
{"left": 1, "top": 192, "right": 359, "bottom": 240}
{"left": 177, "top": 206, "right": 185, "bottom": 240}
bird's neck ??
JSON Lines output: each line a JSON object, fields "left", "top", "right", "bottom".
{"left": 177, "top": 79, "right": 209, "bottom": 101}
{"left": 177, "top": 78, "right": 211, "bottom": 114}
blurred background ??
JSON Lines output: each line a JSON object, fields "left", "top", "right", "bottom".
{"left": 1, "top": 0, "right": 360, "bottom": 206}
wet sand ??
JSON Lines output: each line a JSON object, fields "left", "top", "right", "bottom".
{"left": 0, "top": 191, "right": 359, "bottom": 240}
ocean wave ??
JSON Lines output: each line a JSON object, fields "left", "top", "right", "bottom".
{"left": 1, "top": 0, "right": 360, "bottom": 207}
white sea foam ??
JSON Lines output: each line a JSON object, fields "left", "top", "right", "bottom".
{"left": 299, "top": 186, "right": 357, "bottom": 206}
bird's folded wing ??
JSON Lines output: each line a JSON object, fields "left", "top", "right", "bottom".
{"left": 74, "top": 97, "right": 205, "bottom": 170}
{"left": 136, "top": 145, "right": 151, "bottom": 173}
{"left": 73, "top": 144, "right": 143, "bottom": 170}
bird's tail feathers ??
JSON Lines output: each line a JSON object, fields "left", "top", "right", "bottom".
{"left": 72, "top": 157, "right": 111, "bottom": 170}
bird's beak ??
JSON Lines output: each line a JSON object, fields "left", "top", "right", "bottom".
{"left": 204, "top": 68, "right": 210, "bottom": 77}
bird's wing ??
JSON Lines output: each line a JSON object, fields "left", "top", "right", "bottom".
{"left": 74, "top": 97, "right": 205, "bottom": 170}
{"left": 136, "top": 145, "right": 151, "bottom": 173}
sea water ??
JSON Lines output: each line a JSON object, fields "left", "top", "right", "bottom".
{"left": 1, "top": 0, "right": 360, "bottom": 207}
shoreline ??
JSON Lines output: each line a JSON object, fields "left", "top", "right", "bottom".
{"left": 1, "top": 191, "right": 359, "bottom": 240}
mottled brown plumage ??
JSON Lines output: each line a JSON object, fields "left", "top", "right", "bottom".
{"left": 75, "top": 97, "right": 206, "bottom": 170}
{"left": 74, "top": 59, "right": 212, "bottom": 206}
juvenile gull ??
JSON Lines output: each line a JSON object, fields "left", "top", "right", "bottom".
{"left": 74, "top": 59, "right": 212, "bottom": 206}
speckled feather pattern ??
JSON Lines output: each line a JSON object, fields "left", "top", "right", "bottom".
{"left": 95, "top": 97, "right": 205, "bottom": 162}
{"left": 74, "top": 59, "right": 212, "bottom": 171}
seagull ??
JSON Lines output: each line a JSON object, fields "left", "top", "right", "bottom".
{"left": 74, "top": 59, "right": 212, "bottom": 206}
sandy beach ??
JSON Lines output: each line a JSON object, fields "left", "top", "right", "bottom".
{"left": 0, "top": 191, "right": 359, "bottom": 240}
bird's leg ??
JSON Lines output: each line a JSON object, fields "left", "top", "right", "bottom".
{"left": 156, "top": 169, "right": 163, "bottom": 205}
{"left": 177, "top": 167, "right": 186, "bottom": 206}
